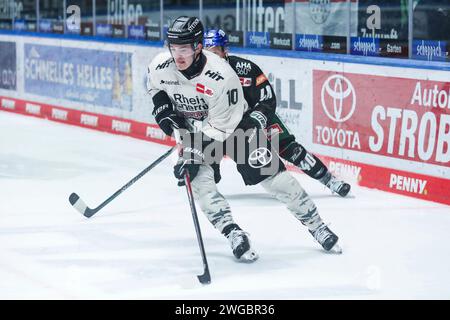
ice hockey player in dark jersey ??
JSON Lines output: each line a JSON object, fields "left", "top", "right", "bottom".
{"left": 147, "top": 17, "right": 342, "bottom": 262}
{"left": 203, "top": 29, "right": 351, "bottom": 197}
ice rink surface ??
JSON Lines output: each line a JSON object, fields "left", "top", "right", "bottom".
{"left": 1, "top": 111, "right": 449, "bottom": 299}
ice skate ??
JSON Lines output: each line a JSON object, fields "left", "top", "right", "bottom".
{"left": 309, "top": 223, "right": 342, "bottom": 254}
{"left": 322, "top": 172, "right": 351, "bottom": 197}
{"left": 227, "top": 229, "right": 259, "bottom": 262}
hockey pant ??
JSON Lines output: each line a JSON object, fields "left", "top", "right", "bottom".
{"left": 191, "top": 164, "right": 323, "bottom": 233}
{"left": 191, "top": 164, "right": 235, "bottom": 233}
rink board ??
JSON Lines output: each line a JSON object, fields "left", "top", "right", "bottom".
{"left": 0, "top": 33, "right": 449, "bottom": 205}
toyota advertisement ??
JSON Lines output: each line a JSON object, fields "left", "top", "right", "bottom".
{"left": 313, "top": 71, "right": 450, "bottom": 168}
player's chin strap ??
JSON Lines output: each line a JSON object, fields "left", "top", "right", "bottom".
{"left": 174, "top": 129, "right": 211, "bottom": 285}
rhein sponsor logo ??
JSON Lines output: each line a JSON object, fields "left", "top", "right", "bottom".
{"left": 80, "top": 114, "right": 98, "bottom": 127}
{"left": 173, "top": 93, "right": 209, "bottom": 120}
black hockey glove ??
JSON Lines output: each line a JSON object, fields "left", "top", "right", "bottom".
{"left": 173, "top": 145, "right": 204, "bottom": 186}
{"left": 240, "top": 110, "right": 268, "bottom": 130}
{"left": 152, "top": 91, "right": 185, "bottom": 136}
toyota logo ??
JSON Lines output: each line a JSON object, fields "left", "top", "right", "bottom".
{"left": 249, "top": 147, "right": 272, "bottom": 168}
{"left": 321, "top": 74, "right": 356, "bottom": 123}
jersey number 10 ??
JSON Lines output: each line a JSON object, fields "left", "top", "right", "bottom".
{"left": 227, "top": 89, "right": 238, "bottom": 106}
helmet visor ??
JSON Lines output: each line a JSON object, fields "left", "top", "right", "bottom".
{"left": 169, "top": 43, "right": 195, "bottom": 59}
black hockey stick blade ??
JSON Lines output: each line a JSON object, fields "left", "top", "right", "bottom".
{"left": 197, "top": 266, "right": 211, "bottom": 285}
{"left": 69, "top": 192, "right": 96, "bottom": 218}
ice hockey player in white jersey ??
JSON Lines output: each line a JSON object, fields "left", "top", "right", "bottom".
{"left": 147, "top": 16, "right": 342, "bottom": 262}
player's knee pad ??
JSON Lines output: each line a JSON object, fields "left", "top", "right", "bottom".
{"left": 191, "top": 165, "right": 233, "bottom": 232}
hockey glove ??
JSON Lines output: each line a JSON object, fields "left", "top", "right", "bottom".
{"left": 152, "top": 92, "right": 185, "bottom": 136}
{"left": 240, "top": 110, "right": 268, "bottom": 130}
{"left": 173, "top": 145, "right": 204, "bottom": 186}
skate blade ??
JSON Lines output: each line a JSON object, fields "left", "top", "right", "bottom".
{"left": 238, "top": 250, "right": 259, "bottom": 263}
{"left": 343, "top": 191, "right": 356, "bottom": 199}
{"left": 328, "top": 243, "right": 343, "bottom": 254}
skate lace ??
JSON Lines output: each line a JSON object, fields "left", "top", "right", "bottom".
{"left": 229, "top": 230, "right": 249, "bottom": 249}
{"left": 327, "top": 177, "right": 344, "bottom": 193}
{"left": 313, "top": 224, "right": 331, "bottom": 244}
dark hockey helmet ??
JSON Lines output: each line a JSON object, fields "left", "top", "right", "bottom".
{"left": 167, "top": 16, "right": 204, "bottom": 47}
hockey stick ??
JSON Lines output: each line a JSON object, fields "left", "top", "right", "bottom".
{"left": 69, "top": 146, "right": 176, "bottom": 218}
{"left": 175, "top": 130, "right": 211, "bottom": 285}
{"left": 183, "top": 170, "right": 211, "bottom": 284}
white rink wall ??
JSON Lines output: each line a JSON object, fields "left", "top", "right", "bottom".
{"left": 1, "top": 33, "right": 449, "bottom": 205}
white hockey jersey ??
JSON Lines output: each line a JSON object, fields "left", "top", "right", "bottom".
{"left": 147, "top": 50, "right": 248, "bottom": 142}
